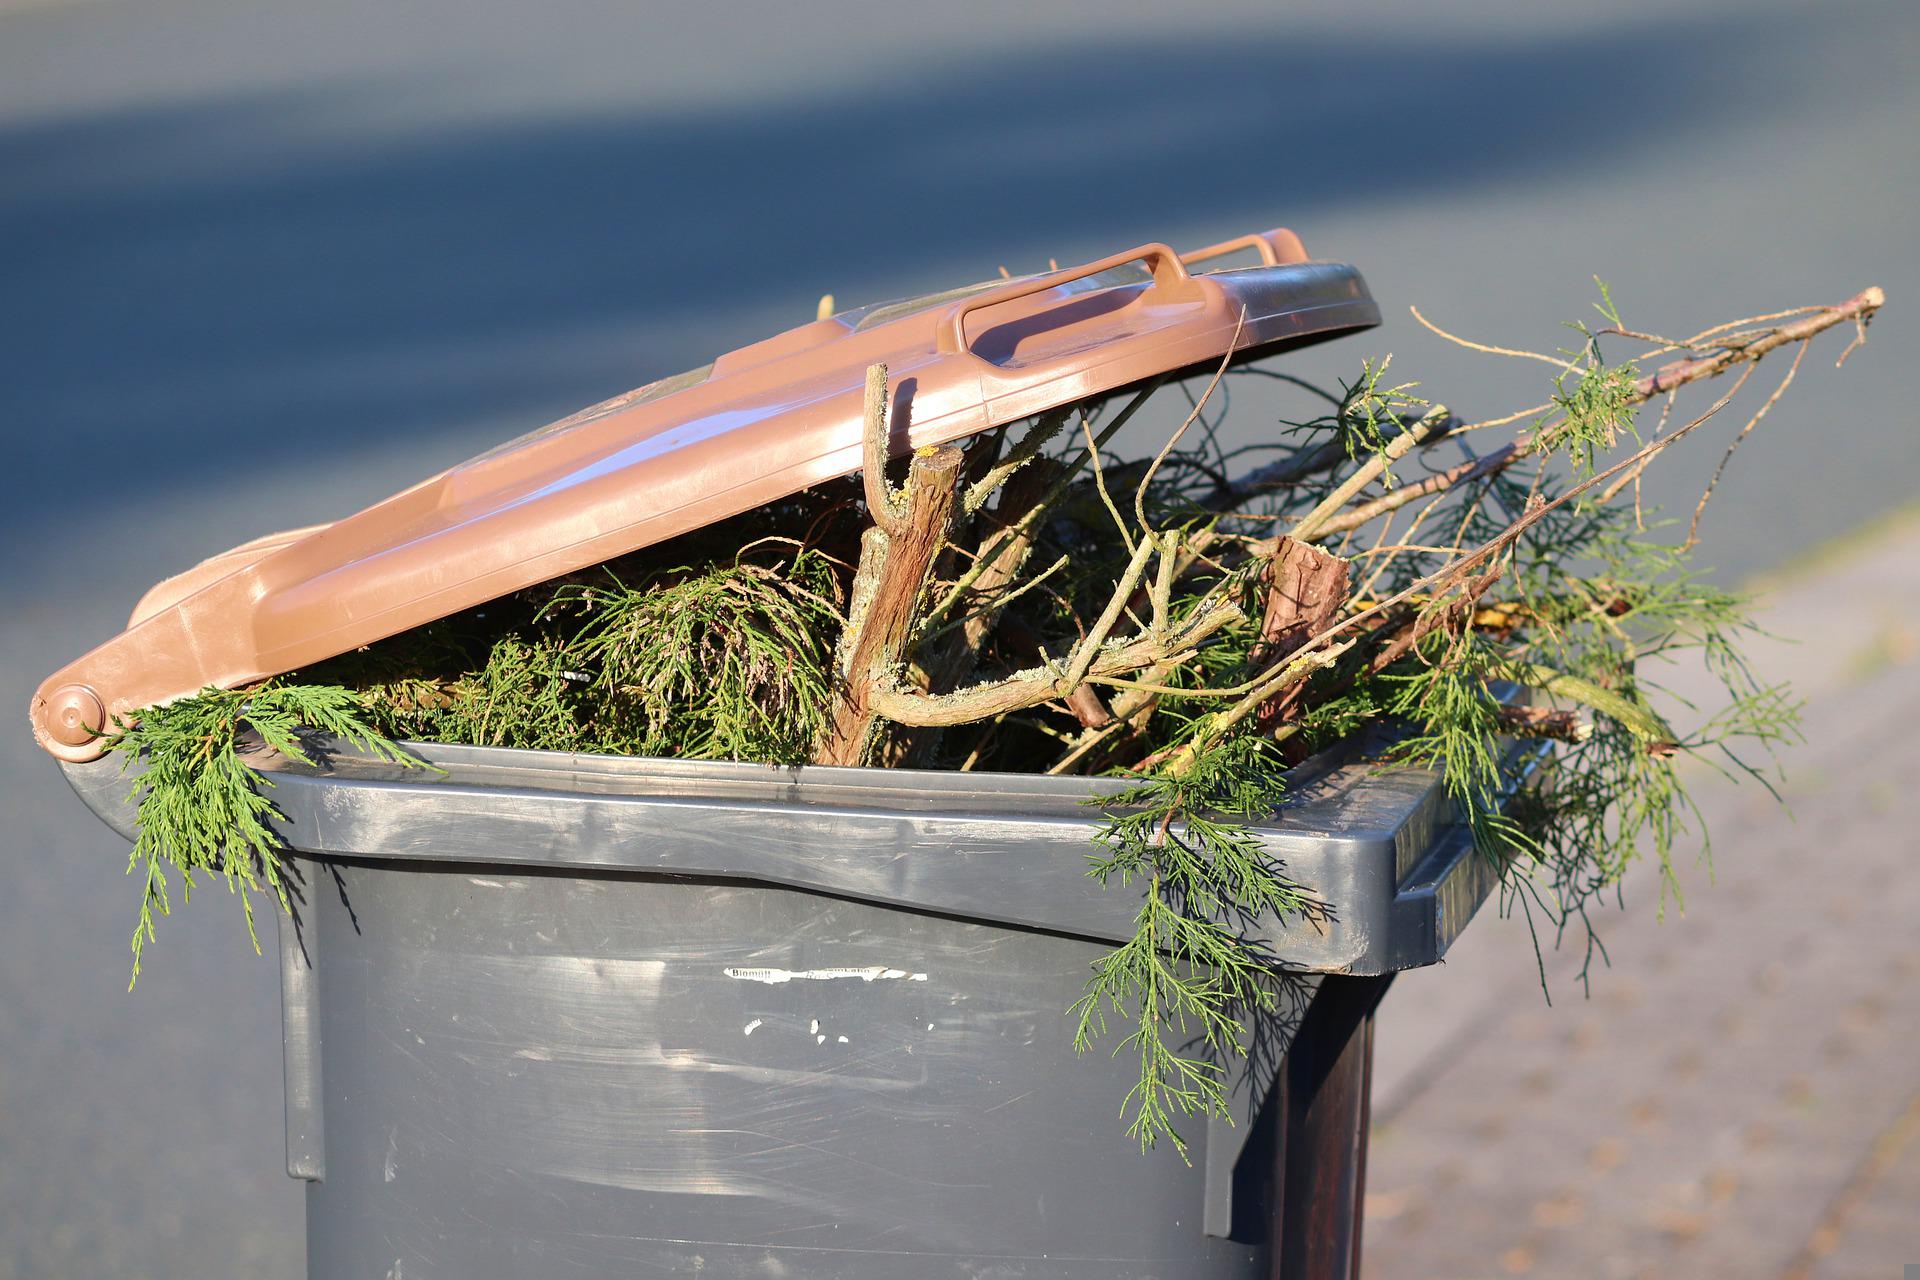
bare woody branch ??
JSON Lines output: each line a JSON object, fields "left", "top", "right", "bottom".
{"left": 860, "top": 362, "right": 909, "bottom": 537}
{"left": 842, "top": 286, "right": 1881, "bottom": 768}
{"left": 870, "top": 595, "right": 1246, "bottom": 728}
{"left": 816, "top": 365, "right": 965, "bottom": 765}
{"left": 1287, "top": 286, "right": 1884, "bottom": 545}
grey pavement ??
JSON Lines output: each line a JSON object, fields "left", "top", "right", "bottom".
{"left": 1, "top": 1, "right": 1916, "bottom": 1276}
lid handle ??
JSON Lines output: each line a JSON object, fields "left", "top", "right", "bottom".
{"left": 936, "top": 242, "right": 1199, "bottom": 356}
{"left": 1181, "top": 227, "right": 1309, "bottom": 269}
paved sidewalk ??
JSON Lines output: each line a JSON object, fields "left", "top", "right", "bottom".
{"left": 1364, "top": 515, "right": 1920, "bottom": 1279}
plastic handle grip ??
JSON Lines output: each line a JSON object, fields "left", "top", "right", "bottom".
{"left": 1181, "top": 227, "right": 1309, "bottom": 270}
{"left": 936, "top": 242, "right": 1196, "bottom": 356}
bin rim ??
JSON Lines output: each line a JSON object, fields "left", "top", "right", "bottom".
{"left": 60, "top": 729, "right": 1544, "bottom": 975}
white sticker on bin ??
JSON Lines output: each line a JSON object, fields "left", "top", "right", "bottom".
{"left": 722, "top": 966, "right": 928, "bottom": 984}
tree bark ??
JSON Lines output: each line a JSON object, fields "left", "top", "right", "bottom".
{"left": 815, "top": 445, "right": 964, "bottom": 765}
{"left": 1251, "top": 537, "right": 1350, "bottom": 728}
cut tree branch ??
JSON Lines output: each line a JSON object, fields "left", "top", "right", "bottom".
{"left": 861, "top": 363, "right": 909, "bottom": 537}
{"left": 870, "top": 595, "right": 1246, "bottom": 728}
{"left": 1496, "top": 703, "right": 1593, "bottom": 744}
{"left": 816, "top": 365, "right": 965, "bottom": 765}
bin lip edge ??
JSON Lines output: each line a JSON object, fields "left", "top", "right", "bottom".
{"left": 58, "top": 736, "right": 1538, "bottom": 972}
{"left": 59, "top": 730, "right": 1447, "bottom": 849}
{"left": 277, "top": 734, "right": 1443, "bottom": 840}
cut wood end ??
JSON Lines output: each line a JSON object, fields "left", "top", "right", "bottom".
{"left": 912, "top": 445, "right": 966, "bottom": 473}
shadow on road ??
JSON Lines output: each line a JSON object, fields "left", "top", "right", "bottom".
{"left": 0, "top": 8, "right": 1846, "bottom": 545}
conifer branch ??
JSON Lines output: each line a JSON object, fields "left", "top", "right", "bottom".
{"left": 1293, "top": 286, "right": 1883, "bottom": 543}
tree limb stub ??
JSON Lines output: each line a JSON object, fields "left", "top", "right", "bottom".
{"left": 816, "top": 364, "right": 964, "bottom": 765}
{"left": 860, "top": 362, "right": 911, "bottom": 537}
{"left": 1516, "top": 661, "right": 1676, "bottom": 752}
{"left": 1496, "top": 703, "right": 1592, "bottom": 743}
{"left": 816, "top": 445, "right": 963, "bottom": 762}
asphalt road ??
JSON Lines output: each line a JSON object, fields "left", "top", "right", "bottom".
{"left": 1, "top": 2, "right": 1914, "bottom": 1275}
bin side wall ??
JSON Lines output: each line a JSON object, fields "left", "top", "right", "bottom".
{"left": 298, "top": 855, "right": 1272, "bottom": 1280}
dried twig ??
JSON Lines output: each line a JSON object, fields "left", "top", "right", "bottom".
{"left": 1684, "top": 342, "right": 1807, "bottom": 550}
{"left": 1411, "top": 304, "right": 1584, "bottom": 373}
{"left": 1294, "top": 287, "right": 1883, "bottom": 544}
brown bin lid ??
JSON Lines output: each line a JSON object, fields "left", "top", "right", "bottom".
{"left": 32, "top": 228, "right": 1378, "bottom": 761}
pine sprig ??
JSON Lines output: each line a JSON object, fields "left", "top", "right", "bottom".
{"left": 103, "top": 684, "right": 413, "bottom": 986}
{"left": 316, "top": 543, "right": 846, "bottom": 764}
{"left": 1538, "top": 280, "right": 1642, "bottom": 474}
{"left": 1071, "top": 734, "right": 1328, "bottom": 1161}
{"left": 552, "top": 548, "right": 843, "bottom": 763}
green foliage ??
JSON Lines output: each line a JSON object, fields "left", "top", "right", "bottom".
{"left": 96, "top": 274, "right": 1858, "bottom": 1160}
{"left": 1367, "top": 509, "right": 1801, "bottom": 984}
{"left": 1333, "top": 356, "right": 1430, "bottom": 484}
{"left": 1506, "top": 525, "right": 1801, "bottom": 941}
{"left": 1381, "top": 631, "right": 1513, "bottom": 810}
{"left": 556, "top": 550, "right": 843, "bottom": 763}
{"left": 1538, "top": 280, "right": 1641, "bottom": 474}
{"left": 108, "top": 543, "right": 845, "bottom": 984}
{"left": 320, "top": 545, "right": 845, "bottom": 765}
{"left": 1071, "top": 734, "right": 1327, "bottom": 1161}
{"left": 1270, "top": 354, "right": 1430, "bottom": 489}
{"left": 1055, "top": 275, "right": 1825, "bottom": 1144}
{"left": 103, "top": 685, "right": 412, "bottom": 986}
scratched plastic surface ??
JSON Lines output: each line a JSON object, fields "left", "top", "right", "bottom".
{"left": 297, "top": 867, "right": 1267, "bottom": 1278}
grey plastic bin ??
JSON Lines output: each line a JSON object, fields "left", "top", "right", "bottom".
{"left": 63, "top": 738, "right": 1510, "bottom": 1279}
